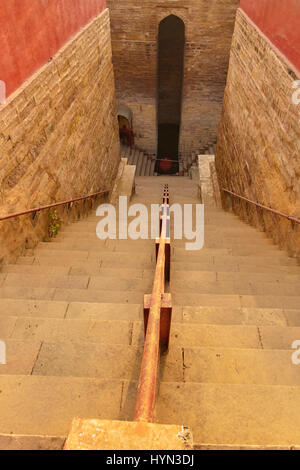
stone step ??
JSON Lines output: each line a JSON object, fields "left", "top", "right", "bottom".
{"left": 174, "top": 241, "right": 286, "bottom": 256}
{"left": 1, "top": 264, "right": 154, "bottom": 279}
{"left": 17, "top": 255, "right": 154, "bottom": 270}
{"left": 181, "top": 347, "right": 300, "bottom": 386}
{"left": 0, "top": 299, "right": 69, "bottom": 318}
{"left": 56, "top": 231, "right": 271, "bottom": 248}
{"left": 3, "top": 273, "right": 89, "bottom": 290}
{"left": 19, "top": 252, "right": 154, "bottom": 268}
{"left": 0, "top": 265, "right": 71, "bottom": 276}
{"left": 0, "top": 286, "right": 146, "bottom": 304}
{"left": 132, "top": 149, "right": 139, "bottom": 166}
{"left": 0, "top": 339, "right": 143, "bottom": 380}
{"left": 171, "top": 279, "right": 300, "bottom": 296}
{"left": 136, "top": 152, "right": 144, "bottom": 176}
{"left": 2, "top": 273, "right": 152, "bottom": 292}
{"left": 131, "top": 321, "right": 300, "bottom": 350}
{"left": 7, "top": 317, "right": 134, "bottom": 345}
{"left": 180, "top": 306, "right": 300, "bottom": 327}
{"left": 173, "top": 248, "right": 297, "bottom": 266}
{"left": 0, "top": 376, "right": 127, "bottom": 437}
{"left": 173, "top": 235, "right": 278, "bottom": 249}
{"left": 4, "top": 315, "right": 298, "bottom": 351}
{"left": 0, "top": 298, "right": 146, "bottom": 322}
{"left": 60, "top": 220, "right": 257, "bottom": 234}
{"left": 32, "top": 341, "right": 180, "bottom": 384}
{"left": 172, "top": 261, "right": 300, "bottom": 274}
{"left": 172, "top": 269, "right": 300, "bottom": 283}
{"left": 65, "top": 301, "right": 184, "bottom": 322}
{"left": 173, "top": 292, "right": 300, "bottom": 310}
{"left": 156, "top": 382, "right": 300, "bottom": 447}
{"left": 174, "top": 239, "right": 274, "bottom": 248}
{"left": 36, "top": 240, "right": 154, "bottom": 253}
{"left": 173, "top": 252, "right": 297, "bottom": 267}
{"left": 0, "top": 434, "right": 64, "bottom": 451}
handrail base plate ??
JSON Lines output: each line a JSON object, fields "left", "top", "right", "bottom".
{"left": 64, "top": 418, "right": 193, "bottom": 450}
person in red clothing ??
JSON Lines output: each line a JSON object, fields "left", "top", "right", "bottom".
{"left": 119, "top": 125, "right": 135, "bottom": 148}
{"left": 159, "top": 157, "right": 172, "bottom": 173}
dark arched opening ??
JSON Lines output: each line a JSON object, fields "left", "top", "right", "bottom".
{"left": 117, "top": 104, "right": 134, "bottom": 148}
{"left": 156, "top": 15, "right": 185, "bottom": 174}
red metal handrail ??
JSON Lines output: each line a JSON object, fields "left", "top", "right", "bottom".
{"left": 0, "top": 188, "right": 111, "bottom": 222}
{"left": 134, "top": 185, "right": 170, "bottom": 422}
{"left": 223, "top": 188, "right": 300, "bottom": 225}
{"left": 155, "top": 158, "right": 179, "bottom": 163}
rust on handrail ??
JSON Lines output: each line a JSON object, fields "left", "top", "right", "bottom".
{"left": 223, "top": 188, "right": 300, "bottom": 225}
{"left": 0, "top": 188, "right": 111, "bottom": 222}
{"left": 134, "top": 185, "right": 170, "bottom": 423}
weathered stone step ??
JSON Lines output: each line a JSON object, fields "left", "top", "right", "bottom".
{"left": 4, "top": 315, "right": 298, "bottom": 350}
{"left": 171, "top": 278, "right": 300, "bottom": 296}
{"left": 174, "top": 292, "right": 300, "bottom": 309}
{"left": 0, "top": 299, "right": 69, "bottom": 318}
{"left": 0, "top": 340, "right": 142, "bottom": 380}
{"left": 0, "top": 286, "right": 145, "bottom": 303}
{"left": 2, "top": 273, "right": 152, "bottom": 293}
{"left": 3, "top": 273, "right": 89, "bottom": 290}
{"left": 173, "top": 239, "right": 274, "bottom": 248}
{"left": 172, "top": 269, "right": 300, "bottom": 283}
{"left": 65, "top": 301, "right": 181, "bottom": 322}
{"left": 156, "top": 382, "right": 300, "bottom": 447}
{"left": 0, "top": 265, "right": 71, "bottom": 276}
{"left": 4, "top": 337, "right": 298, "bottom": 386}
{"left": 33, "top": 341, "right": 178, "bottom": 384}
{"left": 0, "top": 434, "right": 64, "bottom": 451}
{"left": 174, "top": 241, "right": 280, "bottom": 254}
{"left": 1, "top": 264, "right": 154, "bottom": 279}
{"left": 181, "top": 347, "right": 300, "bottom": 386}
{"left": 38, "top": 240, "right": 154, "bottom": 253}
{"left": 179, "top": 306, "right": 300, "bottom": 327}
{"left": 0, "top": 376, "right": 128, "bottom": 437}
{"left": 7, "top": 317, "right": 134, "bottom": 344}
{"left": 3, "top": 378, "right": 300, "bottom": 447}
{"left": 62, "top": 223, "right": 263, "bottom": 236}
{"left": 57, "top": 233, "right": 272, "bottom": 250}
{"left": 131, "top": 321, "right": 300, "bottom": 350}
{"left": 174, "top": 249, "right": 294, "bottom": 265}
{"left": 32, "top": 247, "right": 154, "bottom": 260}
{"left": 0, "top": 298, "right": 148, "bottom": 323}
{"left": 172, "top": 261, "right": 300, "bottom": 274}
{"left": 18, "top": 252, "right": 154, "bottom": 268}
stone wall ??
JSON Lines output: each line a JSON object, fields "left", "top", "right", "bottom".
{"left": 0, "top": 9, "right": 120, "bottom": 263}
{"left": 216, "top": 8, "right": 300, "bottom": 258}
{"left": 107, "top": 0, "right": 239, "bottom": 158}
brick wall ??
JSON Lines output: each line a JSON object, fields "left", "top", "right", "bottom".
{"left": 0, "top": 9, "right": 120, "bottom": 263}
{"left": 216, "top": 9, "right": 300, "bottom": 258}
{"left": 107, "top": 0, "right": 239, "bottom": 158}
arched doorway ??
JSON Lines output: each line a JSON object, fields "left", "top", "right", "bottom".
{"left": 156, "top": 15, "right": 185, "bottom": 174}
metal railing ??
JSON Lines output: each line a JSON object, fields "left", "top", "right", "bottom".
{"left": 0, "top": 188, "right": 111, "bottom": 222}
{"left": 223, "top": 188, "right": 300, "bottom": 225}
{"left": 134, "top": 184, "right": 172, "bottom": 422}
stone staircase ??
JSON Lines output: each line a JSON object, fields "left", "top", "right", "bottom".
{"left": 1, "top": 176, "right": 300, "bottom": 449}
{"left": 181, "top": 142, "right": 217, "bottom": 177}
{"left": 121, "top": 144, "right": 156, "bottom": 176}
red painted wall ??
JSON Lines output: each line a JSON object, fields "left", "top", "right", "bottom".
{"left": 0, "top": 0, "right": 106, "bottom": 97}
{"left": 240, "top": 0, "right": 300, "bottom": 73}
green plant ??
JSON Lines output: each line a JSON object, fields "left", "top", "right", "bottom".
{"left": 48, "top": 209, "right": 63, "bottom": 238}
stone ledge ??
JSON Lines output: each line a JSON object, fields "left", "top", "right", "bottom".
{"left": 64, "top": 418, "right": 193, "bottom": 450}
